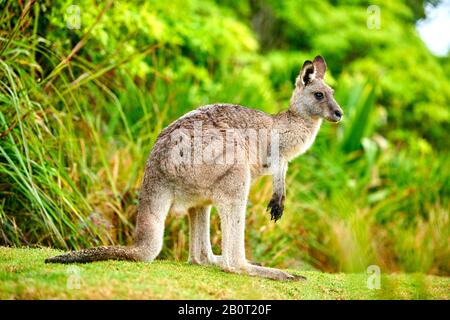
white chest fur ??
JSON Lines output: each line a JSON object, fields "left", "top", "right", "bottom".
{"left": 280, "top": 118, "right": 322, "bottom": 161}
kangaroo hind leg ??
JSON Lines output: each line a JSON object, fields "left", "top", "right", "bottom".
{"left": 188, "top": 205, "right": 216, "bottom": 265}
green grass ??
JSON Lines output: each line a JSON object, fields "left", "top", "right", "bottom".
{"left": 0, "top": 247, "right": 448, "bottom": 300}
{"left": 1, "top": 1, "right": 449, "bottom": 279}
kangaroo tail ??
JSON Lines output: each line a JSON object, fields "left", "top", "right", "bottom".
{"left": 45, "top": 245, "right": 146, "bottom": 264}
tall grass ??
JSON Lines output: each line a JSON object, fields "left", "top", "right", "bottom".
{"left": 0, "top": 1, "right": 155, "bottom": 248}
{"left": 0, "top": 1, "right": 448, "bottom": 276}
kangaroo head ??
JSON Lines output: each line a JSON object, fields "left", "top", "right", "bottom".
{"left": 290, "top": 55, "right": 343, "bottom": 122}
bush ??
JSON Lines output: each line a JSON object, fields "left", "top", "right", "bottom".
{"left": 0, "top": 0, "right": 448, "bottom": 275}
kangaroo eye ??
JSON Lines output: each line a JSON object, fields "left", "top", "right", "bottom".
{"left": 314, "top": 92, "right": 324, "bottom": 100}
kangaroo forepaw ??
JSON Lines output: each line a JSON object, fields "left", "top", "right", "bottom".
{"left": 267, "top": 194, "right": 285, "bottom": 222}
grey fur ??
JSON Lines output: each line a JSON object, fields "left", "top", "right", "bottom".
{"left": 46, "top": 56, "right": 343, "bottom": 281}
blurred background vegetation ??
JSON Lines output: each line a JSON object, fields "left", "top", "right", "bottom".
{"left": 0, "top": 0, "right": 448, "bottom": 276}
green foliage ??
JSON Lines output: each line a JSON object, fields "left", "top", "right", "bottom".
{"left": 0, "top": 0, "right": 449, "bottom": 277}
{"left": 339, "top": 78, "right": 378, "bottom": 153}
{"left": 228, "top": 0, "right": 450, "bottom": 148}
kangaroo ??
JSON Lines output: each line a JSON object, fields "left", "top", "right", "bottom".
{"left": 46, "top": 55, "right": 343, "bottom": 281}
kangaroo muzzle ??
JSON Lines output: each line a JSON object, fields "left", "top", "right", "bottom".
{"left": 326, "top": 101, "right": 344, "bottom": 123}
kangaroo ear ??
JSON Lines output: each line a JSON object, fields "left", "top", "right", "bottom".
{"left": 313, "top": 55, "right": 327, "bottom": 79}
{"left": 296, "top": 60, "right": 315, "bottom": 87}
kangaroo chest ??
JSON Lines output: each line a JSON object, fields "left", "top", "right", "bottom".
{"left": 248, "top": 118, "right": 321, "bottom": 180}
{"left": 279, "top": 118, "right": 322, "bottom": 161}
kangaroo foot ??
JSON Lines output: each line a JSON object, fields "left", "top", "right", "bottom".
{"left": 244, "top": 264, "right": 306, "bottom": 281}
{"left": 188, "top": 253, "right": 217, "bottom": 266}
{"left": 212, "top": 255, "right": 262, "bottom": 267}
{"left": 220, "top": 262, "right": 306, "bottom": 281}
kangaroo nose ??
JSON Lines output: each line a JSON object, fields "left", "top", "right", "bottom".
{"left": 334, "top": 110, "right": 342, "bottom": 118}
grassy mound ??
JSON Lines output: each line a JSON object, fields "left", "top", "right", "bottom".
{"left": 0, "top": 247, "right": 448, "bottom": 300}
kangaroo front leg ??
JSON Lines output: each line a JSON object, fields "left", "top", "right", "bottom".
{"left": 188, "top": 206, "right": 216, "bottom": 265}
{"left": 267, "top": 159, "right": 287, "bottom": 222}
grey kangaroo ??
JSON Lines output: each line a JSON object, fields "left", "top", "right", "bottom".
{"left": 46, "top": 55, "right": 343, "bottom": 281}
